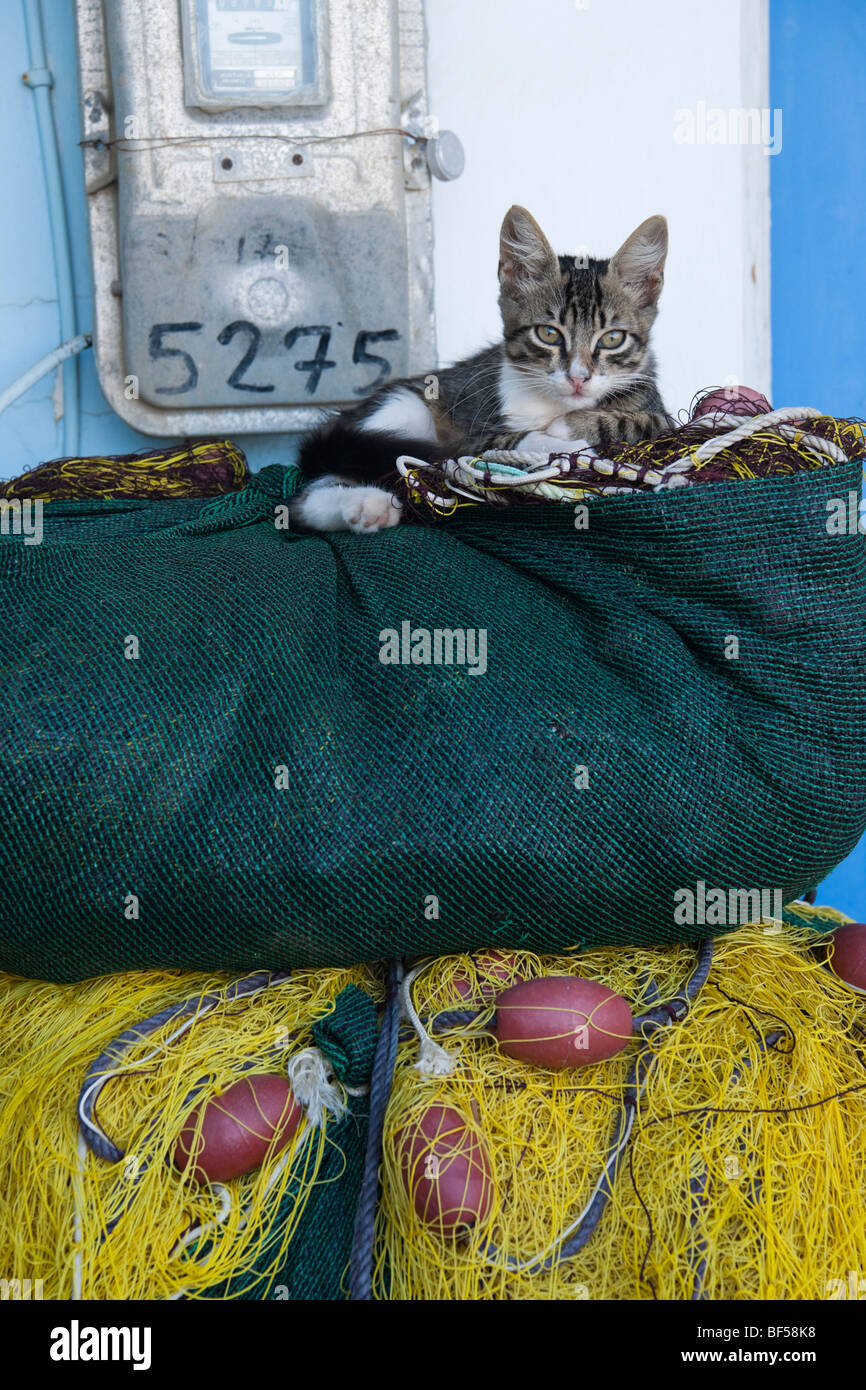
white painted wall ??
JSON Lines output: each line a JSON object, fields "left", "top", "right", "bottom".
{"left": 425, "top": 0, "right": 771, "bottom": 416}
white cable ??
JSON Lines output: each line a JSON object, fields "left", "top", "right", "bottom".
{"left": 71, "top": 1128, "right": 87, "bottom": 1299}
{"left": 401, "top": 961, "right": 456, "bottom": 1076}
{"left": 77, "top": 1008, "right": 219, "bottom": 1148}
{"left": 0, "top": 332, "right": 91, "bottom": 417}
{"left": 169, "top": 1183, "right": 233, "bottom": 1259}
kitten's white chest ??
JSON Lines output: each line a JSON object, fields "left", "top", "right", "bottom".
{"left": 498, "top": 360, "right": 566, "bottom": 432}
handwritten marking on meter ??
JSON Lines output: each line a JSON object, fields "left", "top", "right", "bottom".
{"left": 147, "top": 322, "right": 400, "bottom": 397}
{"left": 122, "top": 197, "right": 409, "bottom": 408}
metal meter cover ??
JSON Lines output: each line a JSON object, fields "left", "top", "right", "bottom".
{"left": 75, "top": 0, "right": 438, "bottom": 437}
{"left": 180, "top": 0, "right": 328, "bottom": 110}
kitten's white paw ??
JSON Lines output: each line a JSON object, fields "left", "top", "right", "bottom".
{"left": 519, "top": 430, "right": 597, "bottom": 458}
{"left": 558, "top": 437, "right": 596, "bottom": 457}
{"left": 515, "top": 430, "right": 566, "bottom": 454}
{"left": 341, "top": 486, "right": 403, "bottom": 534}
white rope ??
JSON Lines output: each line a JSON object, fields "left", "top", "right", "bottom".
{"left": 167, "top": 1182, "right": 233, "bottom": 1273}
{"left": 71, "top": 1128, "right": 87, "bottom": 1299}
{"left": 395, "top": 456, "right": 457, "bottom": 511}
{"left": 652, "top": 457, "right": 693, "bottom": 491}
{"left": 401, "top": 961, "right": 456, "bottom": 1077}
{"left": 397, "top": 453, "right": 615, "bottom": 507}
{"left": 656, "top": 407, "right": 849, "bottom": 488}
{"left": 452, "top": 455, "right": 573, "bottom": 483}
{"left": 776, "top": 423, "right": 850, "bottom": 465}
{"left": 688, "top": 406, "right": 824, "bottom": 460}
{"left": 77, "top": 1008, "right": 213, "bottom": 1149}
{"left": 286, "top": 1046, "right": 348, "bottom": 1128}
{"left": 401, "top": 444, "right": 661, "bottom": 506}
{"left": 398, "top": 406, "right": 853, "bottom": 512}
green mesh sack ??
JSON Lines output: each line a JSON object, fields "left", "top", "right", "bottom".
{"left": 1, "top": 422, "right": 865, "bottom": 982}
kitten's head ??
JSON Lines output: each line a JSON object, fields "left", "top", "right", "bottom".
{"left": 497, "top": 206, "right": 667, "bottom": 411}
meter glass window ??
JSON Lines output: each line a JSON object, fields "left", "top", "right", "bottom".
{"left": 184, "top": 0, "right": 324, "bottom": 108}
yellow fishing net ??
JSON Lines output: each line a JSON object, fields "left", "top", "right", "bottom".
{"left": 1, "top": 906, "right": 864, "bottom": 1301}
{"left": 378, "top": 909, "right": 866, "bottom": 1299}
{"left": 0, "top": 964, "right": 374, "bottom": 1300}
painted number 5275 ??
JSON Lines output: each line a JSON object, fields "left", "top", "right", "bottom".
{"left": 147, "top": 322, "right": 400, "bottom": 397}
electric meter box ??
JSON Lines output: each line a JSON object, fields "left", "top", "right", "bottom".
{"left": 180, "top": 0, "right": 328, "bottom": 111}
{"left": 74, "top": 0, "right": 446, "bottom": 437}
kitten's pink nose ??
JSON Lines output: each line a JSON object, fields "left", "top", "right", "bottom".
{"left": 568, "top": 364, "right": 591, "bottom": 394}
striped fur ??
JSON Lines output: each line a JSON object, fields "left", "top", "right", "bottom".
{"left": 294, "top": 207, "right": 671, "bottom": 531}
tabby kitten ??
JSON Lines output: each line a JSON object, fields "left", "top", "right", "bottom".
{"left": 293, "top": 205, "right": 671, "bottom": 533}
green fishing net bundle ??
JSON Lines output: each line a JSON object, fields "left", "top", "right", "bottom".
{"left": 0, "top": 410, "right": 864, "bottom": 982}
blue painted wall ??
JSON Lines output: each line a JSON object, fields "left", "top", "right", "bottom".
{"left": 771, "top": 0, "right": 866, "bottom": 917}
{"left": 0, "top": 0, "right": 293, "bottom": 472}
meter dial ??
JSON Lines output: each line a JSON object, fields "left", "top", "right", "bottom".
{"left": 182, "top": 0, "right": 326, "bottom": 109}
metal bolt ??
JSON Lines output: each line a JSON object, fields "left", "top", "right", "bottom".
{"left": 292, "top": 153, "right": 304, "bottom": 166}
{"left": 221, "top": 156, "right": 233, "bottom": 170}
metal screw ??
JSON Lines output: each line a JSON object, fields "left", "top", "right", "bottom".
{"left": 221, "top": 156, "right": 233, "bottom": 170}
{"left": 292, "top": 153, "right": 304, "bottom": 166}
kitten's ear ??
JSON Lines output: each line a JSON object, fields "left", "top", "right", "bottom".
{"left": 499, "top": 206, "right": 559, "bottom": 296}
{"left": 610, "top": 216, "right": 668, "bottom": 307}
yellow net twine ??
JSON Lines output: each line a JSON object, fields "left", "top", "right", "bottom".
{"left": 1, "top": 907, "right": 864, "bottom": 1300}
{"left": 377, "top": 909, "right": 866, "bottom": 1300}
{"left": 0, "top": 964, "right": 375, "bottom": 1299}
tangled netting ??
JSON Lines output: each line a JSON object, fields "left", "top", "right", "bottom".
{"left": 2, "top": 907, "right": 865, "bottom": 1300}
{"left": 0, "top": 439, "right": 249, "bottom": 501}
{"left": 0, "top": 398, "right": 864, "bottom": 978}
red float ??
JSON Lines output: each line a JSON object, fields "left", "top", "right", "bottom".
{"left": 395, "top": 1104, "right": 494, "bottom": 1233}
{"left": 174, "top": 1074, "right": 302, "bottom": 1184}
{"left": 494, "top": 975, "right": 633, "bottom": 1068}
{"left": 827, "top": 922, "right": 866, "bottom": 994}
{"left": 691, "top": 384, "right": 772, "bottom": 420}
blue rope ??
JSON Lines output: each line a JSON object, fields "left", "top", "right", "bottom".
{"left": 349, "top": 959, "right": 404, "bottom": 1300}
{"left": 431, "top": 1006, "right": 487, "bottom": 1033}
{"left": 78, "top": 970, "right": 292, "bottom": 1162}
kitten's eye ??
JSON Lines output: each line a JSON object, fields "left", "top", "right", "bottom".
{"left": 599, "top": 330, "right": 627, "bottom": 350}
{"left": 535, "top": 325, "right": 564, "bottom": 346}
